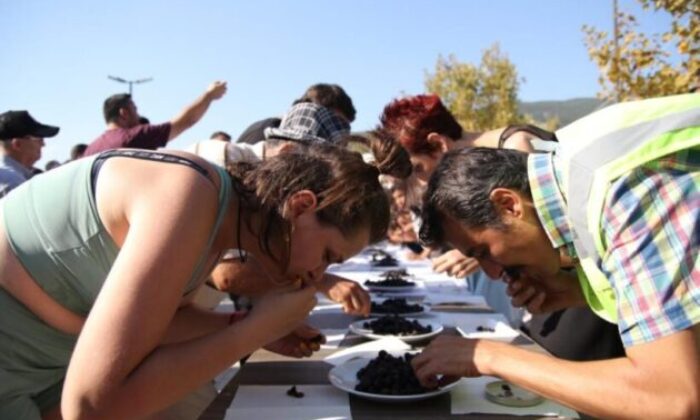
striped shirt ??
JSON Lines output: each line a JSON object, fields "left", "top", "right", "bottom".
{"left": 528, "top": 150, "right": 700, "bottom": 346}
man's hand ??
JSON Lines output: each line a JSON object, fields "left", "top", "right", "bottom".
{"left": 411, "top": 335, "right": 495, "bottom": 388}
{"left": 505, "top": 269, "right": 586, "bottom": 313}
{"left": 264, "top": 323, "right": 326, "bottom": 358}
{"left": 319, "top": 274, "right": 370, "bottom": 316}
{"left": 206, "top": 81, "right": 227, "bottom": 101}
{"left": 432, "top": 249, "right": 480, "bottom": 278}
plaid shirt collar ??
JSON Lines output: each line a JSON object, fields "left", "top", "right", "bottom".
{"left": 527, "top": 153, "right": 578, "bottom": 259}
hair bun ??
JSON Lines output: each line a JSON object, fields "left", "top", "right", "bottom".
{"left": 345, "top": 130, "right": 412, "bottom": 179}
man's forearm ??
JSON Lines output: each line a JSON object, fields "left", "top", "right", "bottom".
{"left": 170, "top": 91, "right": 216, "bottom": 135}
{"left": 169, "top": 81, "right": 226, "bottom": 139}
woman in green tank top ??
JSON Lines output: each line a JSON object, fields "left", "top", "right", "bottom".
{"left": 0, "top": 143, "right": 410, "bottom": 419}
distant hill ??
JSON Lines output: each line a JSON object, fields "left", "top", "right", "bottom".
{"left": 519, "top": 97, "right": 604, "bottom": 126}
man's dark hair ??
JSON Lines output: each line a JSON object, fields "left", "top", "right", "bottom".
{"left": 419, "top": 147, "right": 530, "bottom": 246}
{"left": 211, "top": 131, "right": 232, "bottom": 141}
{"left": 103, "top": 93, "right": 132, "bottom": 123}
{"left": 70, "top": 143, "right": 88, "bottom": 160}
{"left": 293, "top": 84, "right": 356, "bottom": 122}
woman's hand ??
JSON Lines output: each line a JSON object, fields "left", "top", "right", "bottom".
{"left": 244, "top": 286, "right": 317, "bottom": 344}
{"left": 318, "top": 273, "right": 371, "bottom": 316}
{"left": 264, "top": 323, "right": 326, "bottom": 358}
{"left": 432, "top": 249, "right": 480, "bottom": 278}
{"left": 320, "top": 274, "right": 370, "bottom": 316}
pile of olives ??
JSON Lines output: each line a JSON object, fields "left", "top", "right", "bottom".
{"left": 371, "top": 298, "right": 424, "bottom": 314}
{"left": 363, "top": 315, "right": 432, "bottom": 336}
{"left": 355, "top": 351, "right": 431, "bottom": 395}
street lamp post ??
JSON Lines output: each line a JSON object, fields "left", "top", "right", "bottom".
{"left": 107, "top": 75, "right": 153, "bottom": 96}
{"left": 613, "top": 0, "right": 621, "bottom": 102}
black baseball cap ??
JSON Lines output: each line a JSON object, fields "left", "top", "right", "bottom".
{"left": 0, "top": 110, "right": 59, "bottom": 141}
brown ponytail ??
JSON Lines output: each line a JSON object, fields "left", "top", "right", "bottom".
{"left": 344, "top": 129, "right": 412, "bottom": 180}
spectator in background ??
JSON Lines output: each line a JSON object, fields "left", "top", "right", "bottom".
{"left": 210, "top": 131, "right": 231, "bottom": 142}
{"left": 236, "top": 83, "right": 355, "bottom": 144}
{"left": 184, "top": 131, "right": 233, "bottom": 168}
{"left": 69, "top": 143, "right": 87, "bottom": 161}
{"left": 85, "top": 81, "right": 227, "bottom": 156}
{"left": 44, "top": 160, "right": 61, "bottom": 171}
{"left": 294, "top": 83, "right": 356, "bottom": 123}
{"left": 0, "top": 110, "right": 59, "bottom": 198}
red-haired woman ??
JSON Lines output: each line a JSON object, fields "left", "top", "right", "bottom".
{"left": 380, "top": 94, "right": 536, "bottom": 186}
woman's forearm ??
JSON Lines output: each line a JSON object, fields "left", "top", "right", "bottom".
{"left": 161, "top": 304, "right": 231, "bottom": 344}
{"left": 62, "top": 317, "right": 266, "bottom": 419}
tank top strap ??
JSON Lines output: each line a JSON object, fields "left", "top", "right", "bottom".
{"left": 183, "top": 165, "right": 233, "bottom": 293}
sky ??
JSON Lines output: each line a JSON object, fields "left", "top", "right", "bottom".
{"left": 1, "top": 0, "right": 673, "bottom": 167}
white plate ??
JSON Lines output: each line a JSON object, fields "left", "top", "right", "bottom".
{"left": 456, "top": 319, "right": 520, "bottom": 341}
{"left": 328, "top": 352, "right": 461, "bottom": 402}
{"left": 369, "top": 303, "right": 431, "bottom": 317}
{"left": 349, "top": 318, "right": 443, "bottom": 343}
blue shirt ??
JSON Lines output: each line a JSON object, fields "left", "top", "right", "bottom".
{"left": 0, "top": 154, "right": 33, "bottom": 198}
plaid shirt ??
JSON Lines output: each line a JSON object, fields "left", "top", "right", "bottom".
{"left": 264, "top": 102, "right": 350, "bottom": 145}
{"left": 528, "top": 150, "right": 700, "bottom": 347}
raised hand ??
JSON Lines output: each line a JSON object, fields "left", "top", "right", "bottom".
{"left": 206, "top": 81, "right": 227, "bottom": 100}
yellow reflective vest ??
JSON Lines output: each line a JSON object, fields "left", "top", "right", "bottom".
{"left": 554, "top": 93, "right": 700, "bottom": 322}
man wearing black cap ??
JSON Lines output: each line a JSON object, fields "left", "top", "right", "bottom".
{"left": 0, "top": 111, "right": 59, "bottom": 198}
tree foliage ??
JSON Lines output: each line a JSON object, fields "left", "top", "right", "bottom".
{"left": 583, "top": 0, "right": 699, "bottom": 101}
{"left": 424, "top": 44, "right": 524, "bottom": 131}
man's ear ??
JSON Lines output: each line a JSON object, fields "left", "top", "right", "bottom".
{"left": 9, "top": 138, "right": 23, "bottom": 152}
{"left": 118, "top": 106, "right": 131, "bottom": 123}
{"left": 426, "top": 132, "right": 451, "bottom": 153}
{"left": 489, "top": 188, "right": 524, "bottom": 220}
{"left": 283, "top": 190, "right": 318, "bottom": 220}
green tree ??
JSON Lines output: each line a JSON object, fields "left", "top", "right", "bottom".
{"left": 583, "top": 0, "right": 699, "bottom": 101}
{"left": 424, "top": 44, "right": 524, "bottom": 131}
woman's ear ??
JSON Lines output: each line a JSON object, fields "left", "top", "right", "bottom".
{"left": 489, "top": 188, "right": 524, "bottom": 220}
{"left": 284, "top": 190, "right": 318, "bottom": 219}
{"left": 277, "top": 141, "right": 299, "bottom": 155}
{"left": 426, "top": 132, "right": 451, "bottom": 153}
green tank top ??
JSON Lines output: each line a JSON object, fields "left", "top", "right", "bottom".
{"left": 2, "top": 151, "right": 233, "bottom": 315}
